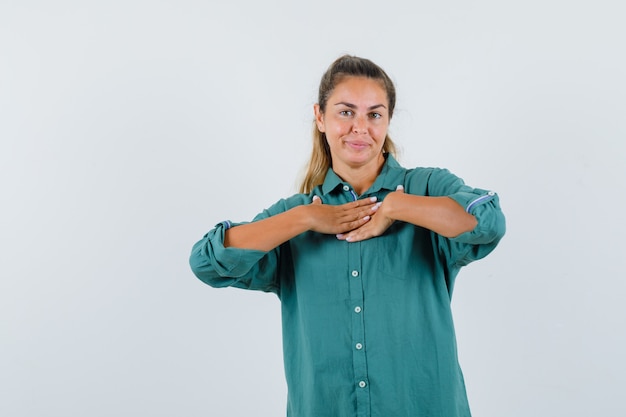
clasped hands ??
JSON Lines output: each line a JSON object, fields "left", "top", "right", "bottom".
{"left": 307, "top": 185, "right": 404, "bottom": 243}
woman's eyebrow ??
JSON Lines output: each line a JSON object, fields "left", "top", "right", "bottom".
{"left": 334, "top": 102, "right": 387, "bottom": 110}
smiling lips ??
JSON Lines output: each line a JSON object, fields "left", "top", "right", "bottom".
{"left": 344, "top": 139, "right": 370, "bottom": 150}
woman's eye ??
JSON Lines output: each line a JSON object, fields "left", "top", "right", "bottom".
{"left": 340, "top": 110, "right": 353, "bottom": 117}
{"left": 370, "top": 112, "right": 382, "bottom": 119}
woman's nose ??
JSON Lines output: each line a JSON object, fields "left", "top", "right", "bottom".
{"left": 352, "top": 116, "right": 367, "bottom": 134}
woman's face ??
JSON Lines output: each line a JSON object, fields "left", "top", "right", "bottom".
{"left": 314, "top": 76, "right": 390, "bottom": 173}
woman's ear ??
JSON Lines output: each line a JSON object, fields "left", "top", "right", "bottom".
{"left": 313, "top": 104, "right": 325, "bottom": 132}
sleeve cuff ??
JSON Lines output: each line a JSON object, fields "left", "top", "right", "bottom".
{"left": 448, "top": 189, "right": 496, "bottom": 214}
{"left": 209, "top": 221, "right": 268, "bottom": 277}
{"left": 448, "top": 190, "right": 505, "bottom": 245}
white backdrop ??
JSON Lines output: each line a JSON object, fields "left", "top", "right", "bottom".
{"left": 2, "top": 1, "right": 625, "bottom": 416}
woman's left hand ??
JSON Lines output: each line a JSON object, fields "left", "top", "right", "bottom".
{"left": 336, "top": 185, "right": 404, "bottom": 243}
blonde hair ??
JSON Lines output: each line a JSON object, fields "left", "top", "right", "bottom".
{"left": 299, "top": 55, "right": 398, "bottom": 194}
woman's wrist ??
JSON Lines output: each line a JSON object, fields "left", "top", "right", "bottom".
{"left": 381, "top": 191, "right": 401, "bottom": 222}
{"left": 291, "top": 204, "right": 315, "bottom": 233}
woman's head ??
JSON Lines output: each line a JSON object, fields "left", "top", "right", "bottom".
{"left": 317, "top": 55, "right": 396, "bottom": 118}
{"left": 300, "top": 55, "right": 398, "bottom": 194}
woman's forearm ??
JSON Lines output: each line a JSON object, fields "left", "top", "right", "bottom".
{"left": 224, "top": 205, "right": 310, "bottom": 252}
{"left": 384, "top": 192, "right": 477, "bottom": 238}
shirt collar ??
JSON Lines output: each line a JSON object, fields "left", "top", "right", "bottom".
{"left": 321, "top": 153, "right": 406, "bottom": 196}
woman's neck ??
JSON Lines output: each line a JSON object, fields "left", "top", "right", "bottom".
{"left": 333, "top": 154, "right": 385, "bottom": 196}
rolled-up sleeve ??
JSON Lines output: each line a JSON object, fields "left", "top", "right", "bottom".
{"left": 428, "top": 169, "right": 506, "bottom": 267}
{"left": 449, "top": 189, "right": 505, "bottom": 245}
{"left": 189, "top": 221, "right": 280, "bottom": 294}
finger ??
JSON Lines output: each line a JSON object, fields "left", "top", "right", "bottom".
{"left": 362, "top": 196, "right": 378, "bottom": 205}
{"left": 341, "top": 203, "right": 380, "bottom": 225}
{"left": 340, "top": 197, "right": 377, "bottom": 219}
{"left": 335, "top": 209, "right": 371, "bottom": 236}
{"left": 345, "top": 196, "right": 377, "bottom": 209}
{"left": 338, "top": 227, "right": 365, "bottom": 243}
{"left": 343, "top": 207, "right": 374, "bottom": 224}
{"left": 311, "top": 195, "right": 322, "bottom": 204}
{"left": 345, "top": 214, "right": 372, "bottom": 233}
{"left": 336, "top": 230, "right": 362, "bottom": 242}
{"left": 396, "top": 184, "right": 404, "bottom": 193}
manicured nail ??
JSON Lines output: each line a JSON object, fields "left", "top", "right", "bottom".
{"left": 369, "top": 196, "right": 377, "bottom": 202}
{"left": 396, "top": 185, "right": 404, "bottom": 191}
{"left": 363, "top": 216, "right": 370, "bottom": 221}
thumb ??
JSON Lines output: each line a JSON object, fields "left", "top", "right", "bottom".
{"left": 395, "top": 184, "right": 405, "bottom": 193}
{"left": 311, "top": 195, "right": 323, "bottom": 204}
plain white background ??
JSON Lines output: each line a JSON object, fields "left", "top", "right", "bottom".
{"left": 2, "top": 1, "right": 625, "bottom": 416}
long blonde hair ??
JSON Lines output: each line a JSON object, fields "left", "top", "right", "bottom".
{"left": 299, "top": 55, "right": 398, "bottom": 194}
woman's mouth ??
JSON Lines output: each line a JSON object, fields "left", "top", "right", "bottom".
{"left": 344, "top": 140, "right": 369, "bottom": 150}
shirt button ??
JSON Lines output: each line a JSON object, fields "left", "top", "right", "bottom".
{"left": 488, "top": 191, "right": 495, "bottom": 196}
{"left": 351, "top": 270, "right": 359, "bottom": 277}
{"left": 358, "top": 381, "right": 367, "bottom": 388}
{"left": 354, "top": 306, "right": 362, "bottom": 313}
{"left": 343, "top": 185, "right": 350, "bottom": 191}
{"left": 356, "top": 343, "right": 363, "bottom": 350}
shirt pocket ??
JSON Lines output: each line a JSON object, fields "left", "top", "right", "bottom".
{"left": 373, "top": 223, "right": 433, "bottom": 281}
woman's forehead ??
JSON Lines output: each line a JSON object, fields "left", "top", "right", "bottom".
{"left": 330, "top": 76, "right": 388, "bottom": 104}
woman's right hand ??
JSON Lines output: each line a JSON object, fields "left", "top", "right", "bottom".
{"left": 305, "top": 195, "right": 380, "bottom": 235}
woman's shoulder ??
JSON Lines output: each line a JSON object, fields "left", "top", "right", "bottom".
{"left": 404, "top": 165, "right": 460, "bottom": 181}
{"left": 398, "top": 165, "right": 469, "bottom": 196}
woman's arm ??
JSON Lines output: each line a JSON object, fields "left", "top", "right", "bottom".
{"left": 337, "top": 187, "right": 477, "bottom": 243}
{"left": 384, "top": 190, "right": 477, "bottom": 237}
{"left": 225, "top": 195, "right": 379, "bottom": 251}
{"left": 189, "top": 195, "right": 379, "bottom": 291}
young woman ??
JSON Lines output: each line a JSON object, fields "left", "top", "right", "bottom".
{"left": 190, "top": 55, "right": 506, "bottom": 417}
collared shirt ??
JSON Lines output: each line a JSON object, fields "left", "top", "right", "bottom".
{"left": 190, "top": 155, "right": 506, "bottom": 417}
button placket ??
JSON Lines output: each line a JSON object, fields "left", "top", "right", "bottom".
{"left": 347, "top": 240, "right": 370, "bottom": 412}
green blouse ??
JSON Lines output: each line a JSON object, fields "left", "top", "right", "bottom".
{"left": 190, "top": 155, "right": 506, "bottom": 417}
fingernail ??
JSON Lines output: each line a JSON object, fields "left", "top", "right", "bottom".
{"left": 369, "top": 196, "right": 377, "bottom": 202}
{"left": 396, "top": 185, "right": 404, "bottom": 191}
{"left": 336, "top": 233, "right": 344, "bottom": 239}
{"left": 312, "top": 195, "right": 320, "bottom": 201}
{"left": 363, "top": 215, "right": 370, "bottom": 221}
